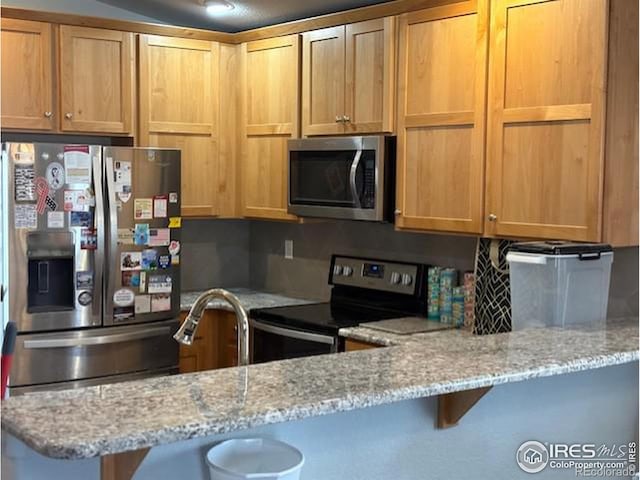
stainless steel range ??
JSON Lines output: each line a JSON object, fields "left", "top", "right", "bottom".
{"left": 250, "top": 255, "right": 431, "bottom": 363}
{"left": 1, "top": 143, "right": 181, "bottom": 394}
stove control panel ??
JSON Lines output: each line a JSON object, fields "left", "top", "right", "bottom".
{"left": 330, "top": 255, "right": 421, "bottom": 295}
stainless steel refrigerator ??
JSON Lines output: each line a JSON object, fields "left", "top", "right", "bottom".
{"left": 1, "top": 143, "right": 181, "bottom": 394}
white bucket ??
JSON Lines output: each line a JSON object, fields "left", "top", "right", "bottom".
{"left": 206, "top": 438, "right": 304, "bottom": 480}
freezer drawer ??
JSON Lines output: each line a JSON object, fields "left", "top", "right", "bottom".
{"left": 9, "top": 366, "right": 178, "bottom": 396}
{"left": 10, "top": 319, "right": 179, "bottom": 387}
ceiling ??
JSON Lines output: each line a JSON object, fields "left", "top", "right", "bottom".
{"left": 95, "top": 0, "right": 393, "bottom": 32}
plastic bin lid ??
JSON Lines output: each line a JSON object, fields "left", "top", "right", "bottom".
{"left": 509, "top": 241, "right": 613, "bottom": 256}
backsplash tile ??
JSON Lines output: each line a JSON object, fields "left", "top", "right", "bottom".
{"left": 181, "top": 218, "right": 638, "bottom": 320}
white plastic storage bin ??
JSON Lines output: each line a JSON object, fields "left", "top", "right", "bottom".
{"left": 206, "top": 438, "right": 304, "bottom": 480}
{"left": 506, "top": 241, "right": 613, "bottom": 330}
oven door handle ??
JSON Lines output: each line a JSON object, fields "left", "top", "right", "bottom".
{"left": 250, "top": 319, "right": 336, "bottom": 345}
{"left": 349, "top": 149, "right": 363, "bottom": 209}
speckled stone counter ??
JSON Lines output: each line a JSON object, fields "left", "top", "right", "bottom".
{"left": 2, "top": 318, "right": 637, "bottom": 460}
{"left": 180, "top": 288, "right": 319, "bottom": 312}
{"left": 339, "top": 325, "right": 414, "bottom": 346}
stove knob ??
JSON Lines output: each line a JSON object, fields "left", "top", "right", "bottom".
{"left": 389, "top": 272, "right": 401, "bottom": 285}
{"left": 333, "top": 264, "right": 343, "bottom": 276}
{"left": 401, "top": 274, "right": 413, "bottom": 286}
{"left": 342, "top": 266, "right": 353, "bottom": 276}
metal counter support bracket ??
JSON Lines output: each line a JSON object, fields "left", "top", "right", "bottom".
{"left": 436, "top": 386, "right": 492, "bottom": 429}
{"left": 101, "top": 447, "right": 150, "bottom": 480}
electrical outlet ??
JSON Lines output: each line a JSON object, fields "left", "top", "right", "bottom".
{"left": 284, "top": 239, "right": 294, "bottom": 259}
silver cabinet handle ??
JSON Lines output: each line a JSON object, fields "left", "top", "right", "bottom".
{"left": 394, "top": 209, "right": 402, "bottom": 216}
{"left": 250, "top": 319, "right": 336, "bottom": 345}
{"left": 65, "top": 113, "right": 73, "bottom": 119}
{"left": 488, "top": 213, "right": 497, "bottom": 222}
{"left": 342, "top": 115, "right": 351, "bottom": 123}
{"left": 335, "top": 115, "right": 343, "bottom": 123}
{"left": 24, "top": 326, "right": 172, "bottom": 349}
{"left": 44, "top": 111, "right": 53, "bottom": 118}
{"left": 349, "top": 149, "right": 363, "bottom": 209}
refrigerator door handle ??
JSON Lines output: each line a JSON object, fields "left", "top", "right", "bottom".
{"left": 23, "top": 326, "right": 172, "bottom": 349}
{"left": 104, "top": 155, "right": 118, "bottom": 320}
{"left": 93, "top": 152, "right": 105, "bottom": 320}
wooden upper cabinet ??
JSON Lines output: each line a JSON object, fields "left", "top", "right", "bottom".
{"left": 302, "top": 18, "right": 395, "bottom": 136}
{"left": 395, "top": 1, "right": 488, "bottom": 234}
{"left": 138, "top": 35, "right": 220, "bottom": 217}
{"left": 241, "top": 35, "right": 300, "bottom": 221}
{"left": 59, "top": 26, "right": 133, "bottom": 134}
{"left": 302, "top": 26, "right": 345, "bottom": 135}
{"left": 1, "top": 19, "right": 55, "bottom": 131}
{"left": 485, "top": 0, "right": 608, "bottom": 241}
{"left": 344, "top": 18, "right": 395, "bottom": 134}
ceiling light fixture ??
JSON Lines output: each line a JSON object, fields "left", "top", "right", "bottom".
{"left": 204, "top": 0, "right": 234, "bottom": 15}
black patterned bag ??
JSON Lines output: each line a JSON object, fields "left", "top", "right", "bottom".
{"left": 473, "top": 238, "right": 514, "bottom": 335}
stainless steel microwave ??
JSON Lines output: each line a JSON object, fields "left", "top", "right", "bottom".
{"left": 287, "top": 135, "right": 395, "bottom": 221}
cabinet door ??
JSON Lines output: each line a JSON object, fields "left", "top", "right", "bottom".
{"left": 1, "top": 19, "right": 55, "bottom": 130}
{"left": 59, "top": 26, "right": 133, "bottom": 134}
{"left": 485, "top": 0, "right": 608, "bottom": 241}
{"left": 178, "top": 311, "right": 218, "bottom": 373}
{"left": 344, "top": 17, "right": 395, "bottom": 134}
{"left": 302, "top": 26, "right": 346, "bottom": 136}
{"left": 241, "top": 36, "right": 300, "bottom": 221}
{"left": 139, "top": 35, "right": 220, "bottom": 217}
{"left": 395, "top": 1, "right": 488, "bottom": 234}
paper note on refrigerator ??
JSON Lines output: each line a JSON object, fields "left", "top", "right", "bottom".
{"left": 63, "top": 146, "right": 92, "bottom": 185}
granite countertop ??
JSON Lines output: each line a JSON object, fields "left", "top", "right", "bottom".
{"left": 2, "top": 318, "right": 638, "bottom": 460}
{"left": 340, "top": 318, "right": 454, "bottom": 346}
{"left": 180, "top": 288, "right": 319, "bottom": 312}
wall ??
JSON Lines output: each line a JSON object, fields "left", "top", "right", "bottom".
{"left": 248, "top": 220, "right": 477, "bottom": 300}
{"left": 247, "top": 220, "right": 640, "bottom": 317}
{"left": 180, "top": 220, "right": 250, "bottom": 292}
{"left": 4, "top": 362, "right": 638, "bottom": 479}
{"left": 3, "top": 0, "right": 159, "bottom": 22}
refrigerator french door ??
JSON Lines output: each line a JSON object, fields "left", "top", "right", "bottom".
{"left": 1, "top": 143, "right": 180, "bottom": 394}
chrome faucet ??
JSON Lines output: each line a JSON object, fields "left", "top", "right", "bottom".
{"left": 174, "top": 289, "right": 250, "bottom": 366}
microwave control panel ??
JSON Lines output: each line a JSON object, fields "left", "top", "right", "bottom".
{"left": 330, "top": 255, "right": 420, "bottom": 295}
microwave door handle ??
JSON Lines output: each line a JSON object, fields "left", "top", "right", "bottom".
{"left": 349, "top": 150, "right": 363, "bottom": 208}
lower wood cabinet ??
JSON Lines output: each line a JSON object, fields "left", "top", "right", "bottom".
{"left": 178, "top": 310, "right": 238, "bottom": 373}
{"left": 344, "top": 339, "right": 381, "bottom": 352}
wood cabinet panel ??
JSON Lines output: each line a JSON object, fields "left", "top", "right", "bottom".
{"left": 345, "top": 339, "right": 380, "bottom": 351}
{"left": 396, "top": 0, "right": 487, "bottom": 234}
{"left": 139, "top": 35, "right": 220, "bottom": 217}
{"left": 147, "top": 133, "right": 219, "bottom": 217}
{"left": 485, "top": 0, "right": 608, "bottom": 241}
{"left": 344, "top": 17, "right": 395, "bottom": 133}
{"left": 59, "top": 26, "right": 133, "bottom": 134}
{"left": 178, "top": 310, "right": 219, "bottom": 373}
{"left": 1, "top": 19, "right": 55, "bottom": 130}
{"left": 302, "top": 26, "right": 345, "bottom": 135}
{"left": 603, "top": 0, "right": 639, "bottom": 246}
{"left": 241, "top": 35, "right": 299, "bottom": 221}
{"left": 302, "top": 19, "right": 395, "bottom": 136}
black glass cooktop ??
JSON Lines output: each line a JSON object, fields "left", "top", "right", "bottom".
{"left": 251, "top": 302, "right": 405, "bottom": 335}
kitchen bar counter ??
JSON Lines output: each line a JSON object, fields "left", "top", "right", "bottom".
{"left": 2, "top": 318, "right": 638, "bottom": 460}
{"left": 180, "top": 288, "right": 318, "bottom": 312}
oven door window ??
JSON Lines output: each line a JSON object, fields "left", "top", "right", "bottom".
{"left": 251, "top": 323, "right": 335, "bottom": 364}
{"left": 290, "top": 150, "right": 374, "bottom": 208}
